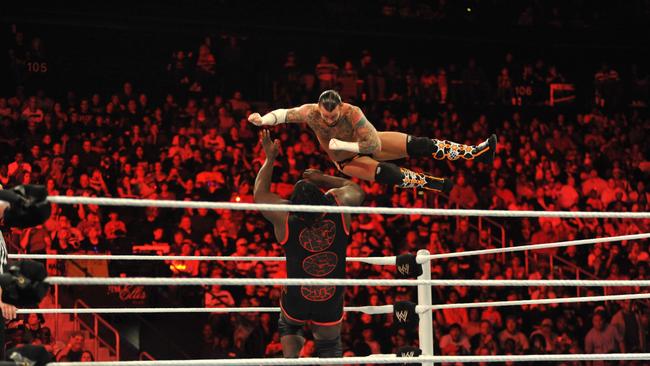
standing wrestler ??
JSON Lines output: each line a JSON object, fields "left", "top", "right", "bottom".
{"left": 254, "top": 130, "right": 365, "bottom": 358}
{"left": 249, "top": 89, "right": 496, "bottom": 192}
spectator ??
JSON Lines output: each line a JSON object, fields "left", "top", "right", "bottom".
{"left": 205, "top": 284, "right": 235, "bottom": 308}
{"left": 437, "top": 290, "right": 469, "bottom": 328}
{"left": 80, "top": 226, "right": 106, "bottom": 253}
{"left": 21, "top": 96, "right": 44, "bottom": 124}
{"left": 528, "top": 318, "right": 557, "bottom": 352}
{"left": 80, "top": 351, "right": 94, "bottom": 362}
{"left": 498, "top": 316, "right": 529, "bottom": 354}
{"left": 229, "top": 91, "right": 250, "bottom": 116}
{"left": 196, "top": 44, "right": 216, "bottom": 76}
{"left": 449, "top": 173, "right": 478, "bottom": 208}
{"left": 452, "top": 219, "right": 479, "bottom": 251}
{"left": 584, "top": 311, "right": 624, "bottom": 364}
{"left": 8, "top": 153, "right": 31, "bottom": 179}
{"left": 56, "top": 332, "right": 85, "bottom": 361}
{"left": 439, "top": 323, "right": 471, "bottom": 356}
{"left": 20, "top": 223, "right": 51, "bottom": 254}
{"left": 104, "top": 212, "right": 126, "bottom": 239}
{"left": 315, "top": 55, "right": 339, "bottom": 90}
{"left": 495, "top": 177, "right": 516, "bottom": 208}
{"left": 471, "top": 320, "right": 499, "bottom": 355}
{"left": 496, "top": 67, "right": 514, "bottom": 104}
{"left": 610, "top": 300, "right": 642, "bottom": 352}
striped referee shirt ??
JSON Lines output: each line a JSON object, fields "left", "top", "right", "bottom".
{"left": 0, "top": 231, "right": 7, "bottom": 274}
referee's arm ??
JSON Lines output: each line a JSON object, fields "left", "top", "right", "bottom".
{"left": 0, "top": 201, "right": 8, "bottom": 221}
{"left": 0, "top": 182, "right": 7, "bottom": 222}
{"left": 0, "top": 201, "right": 18, "bottom": 320}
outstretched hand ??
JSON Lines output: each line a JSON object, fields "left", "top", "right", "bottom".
{"left": 260, "top": 130, "right": 280, "bottom": 160}
{"left": 248, "top": 112, "right": 264, "bottom": 126}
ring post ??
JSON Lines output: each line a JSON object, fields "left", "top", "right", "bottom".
{"left": 417, "top": 249, "right": 434, "bottom": 366}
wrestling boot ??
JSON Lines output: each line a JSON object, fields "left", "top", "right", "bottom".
{"left": 432, "top": 134, "right": 497, "bottom": 164}
{"left": 399, "top": 168, "right": 454, "bottom": 193}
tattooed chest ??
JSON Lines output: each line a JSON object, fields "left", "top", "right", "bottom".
{"left": 307, "top": 117, "right": 355, "bottom": 141}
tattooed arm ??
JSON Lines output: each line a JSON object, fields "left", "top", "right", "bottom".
{"left": 353, "top": 108, "right": 381, "bottom": 154}
{"left": 329, "top": 106, "right": 381, "bottom": 154}
{"left": 285, "top": 104, "right": 312, "bottom": 123}
{"left": 248, "top": 104, "right": 312, "bottom": 126}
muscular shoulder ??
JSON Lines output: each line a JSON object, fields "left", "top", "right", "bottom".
{"left": 299, "top": 103, "right": 318, "bottom": 113}
{"left": 299, "top": 104, "right": 319, "bottom": 122}
{"left": 286, "top": 104, "right": 319, "bottom": 123}
{"left": 341, "top": 103, "right": 364, "bottom": 125}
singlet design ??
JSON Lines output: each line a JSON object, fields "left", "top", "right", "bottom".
{"left": 300, "top": 285, "right": 336, "bottom": 302}
{"left": 302, "top": 252, "right": 338, "bottom": 277}
{"left": 298, "top": 219, "right": 336, "bottom": 252}
{"left": 282, "top": 195, "right": 349, "bottom": 303}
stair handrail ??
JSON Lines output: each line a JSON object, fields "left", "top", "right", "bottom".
{"left": 139, "top": 351, "right": 155, "bottom": 360}
{"left": 73, "top": 299, "right": 120, "bottom": 360}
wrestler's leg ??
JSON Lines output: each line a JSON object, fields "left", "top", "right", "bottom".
{"left": 373, "top": 132, "right": 408, "bottom": 161}
{"left": 373, "top": 131, "right": 497, "bottom": 163}
{"left": 279, "top": 313, "right": 306, "bottom": 358}
{"left": 311, "top": 322, "right": 343, "bottom": 357}
{"left": 281, "top": 335, "right": 305, "bottom": 358}
{"left": 338, "top": 156, "right": 452, "bottom": 193}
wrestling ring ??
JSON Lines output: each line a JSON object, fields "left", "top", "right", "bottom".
{"left": 7, "top": 195, "right": 650, "bottom": 365}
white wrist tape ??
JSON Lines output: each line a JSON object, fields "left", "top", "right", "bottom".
{"left": 329, "top": 139, "right": 360, "bottom": 153}
{"left": 261, "top": 109, "right": 288, "bottom": 125}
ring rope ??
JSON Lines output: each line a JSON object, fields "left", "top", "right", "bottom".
{"left": 8, "top": 254, "right": 395, "bottom": 265}
{"left": 13, "top": 233, "right": 648, "bottom": 263}
{"left": 43, "top": 276, "right": 650, "bottom": 287}
{"left": 50, "top": 353, "right": 650, "bottom": 365}
{"left": 47, "top": 195, "right": 650, "bottom": 219}
{"left": 17, "top": 305, "right": 394, "bottom": 315}
{"left": 18, "top": 292, "right": 650, "bottom": 315}
{"left": 424, "top": 232, "right": 650, "bottom": 260}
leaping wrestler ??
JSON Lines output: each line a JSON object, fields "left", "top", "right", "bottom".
{"left": 249, "top": 89, "right": 497, "bottom": 193}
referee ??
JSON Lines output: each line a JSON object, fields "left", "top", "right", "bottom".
{"left": 0, "top": 229, "right": 15, "bottom": 359}
{"left": 0, "top": 184, "right": 51, "bottom": 359}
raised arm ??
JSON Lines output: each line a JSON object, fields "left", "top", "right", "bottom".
{"left": 328, "top": 106, "right": 381, "bottom": 155}
{"left": 253, "top": 130, "right": 290, "bottom": 226}
{"left": 302, "top": 169, "right": 365, "bottom": 207}
{"left": 248, "top": 104, "right": 312, "bottom": 126}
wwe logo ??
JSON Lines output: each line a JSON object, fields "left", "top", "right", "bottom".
{"left": 397, "top": 264, "right": 410, "bottom": 275}
{"left": 395, "top": 310, "right": 408, "bottom": 323}
{"left": 401, "top": 351, "right": 415, "bottom": 357}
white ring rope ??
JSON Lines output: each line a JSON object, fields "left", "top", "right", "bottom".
{"left": 13, "top": 233, "right": 649, "bottom": 263}
{"left": 424, "top": 232, "right": 650, "bottom": 260}
{"left": 17, "top": 305, "right": 394, "bottom": 315}
{"left": 9, "top": 254, "right": 396, "bottom": 265}
{"left": 18, "top": 293, "right": 650, "bottom": 315}
{"left": 43, "top": 276, "right": 650, "bottom": 287}
{"left": 427, "top": 292, "right": 650, "bottom": 310}
{"left": 48, "top": 195, "right": 650, "bottom": 219}
{"left": 51, "top": 353, "right": 650, "bottom": 365}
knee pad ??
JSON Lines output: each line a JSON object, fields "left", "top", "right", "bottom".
{"left": 278, "top": 314, "right": 305, "bottom": 338}
{"left": 374, "top": 162, "right": 402, "bottom": 185}
{"left": 406, "top": 135, "right": 435, "bottom": 156}
{"left": 315, "top": 336, "right": 342, "bottom": 358}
